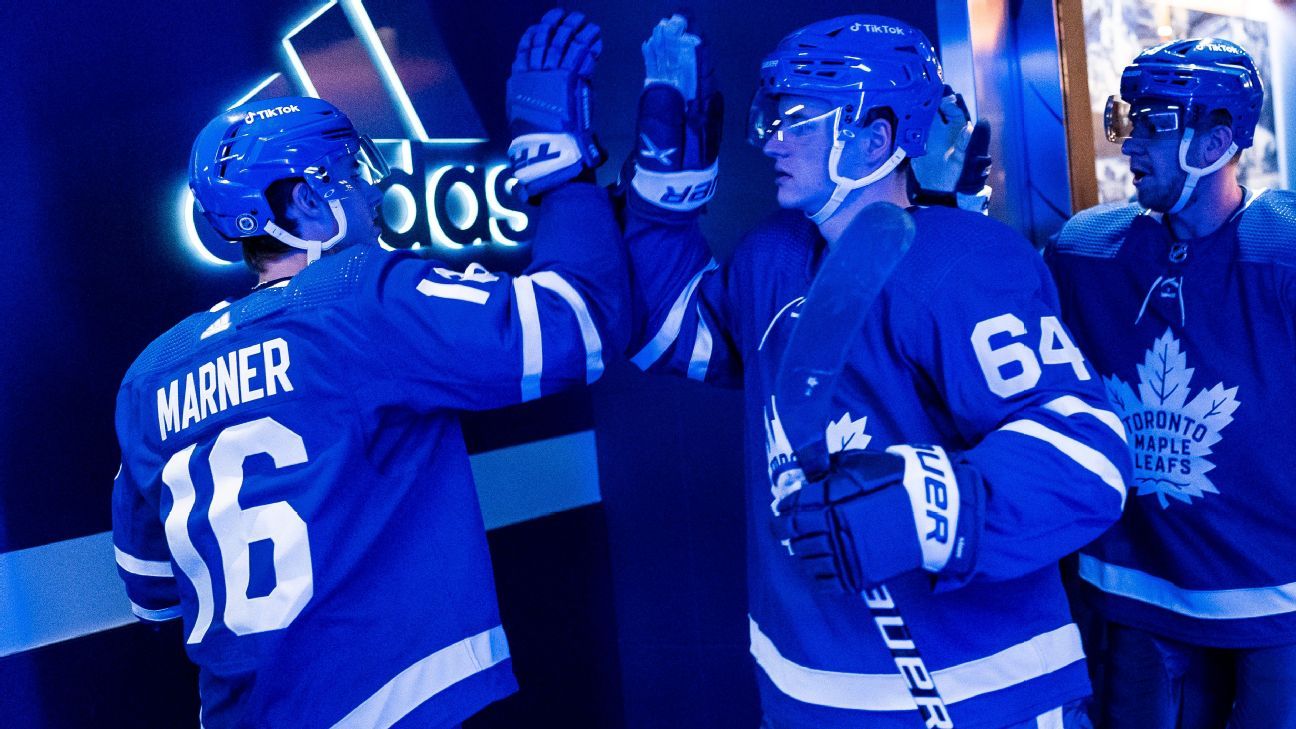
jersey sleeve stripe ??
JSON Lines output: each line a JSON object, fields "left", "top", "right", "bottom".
{"left": 1041, "top": 395, "right": 1128, "bottom": 443}
{"left": 630, "top": 259, "right": 719, "bottom": 370}
{"left": 528, "top": 271, "right": 604, "bottom": 384}
{"left": 686, "top": 303, "right": 713, "bottom": 382}
{"left": 1078, "top": 554, "right": 1296, "bottom": 619}
{"left": 416, "top": 279, "right": 491, "bottom": 305}
{"left": 749, "top": 618, "right": 1083, "bottom": 710}
{"left": 114, "top": 546, "right": 174, "bottom": 578}
{"left": 997, "top": 419, "right": 1127, "bottom": 507}
{"left": 513, "top": 276, "right": 544, "bottom": 402}
{"left": 330, "top": 625, "right": 510, "bottom": 729}
{"left": 130, "top": 601, "right": 182, "bottom": 622}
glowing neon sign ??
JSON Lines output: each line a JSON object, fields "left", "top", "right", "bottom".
{"left": 180, "top": 0, "right": 532, "bottom": 267}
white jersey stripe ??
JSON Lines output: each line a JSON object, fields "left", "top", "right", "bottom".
{"left": 416, "top": 279, "right": 490, "bottom": 305}
{"left": 1079, "top": 554, "right": 1296, "bottom": 619}
{"left": 998, "top": 419, "right": 1127, "bottom": 507}
{"left": 114, "top": 547, "right": 173, "bottom": 578}
{"left": 750, "top": 618, "right": 1083, "bottom": 711}
{"left": 130, "top": 601, "right": 182, "bottom": 622}
{"left": 1041, "top": 395, "right": 1127, "bottom": 443}
{"left": 331, "top": 625, "right": 510, "bottom": 729}
{"left": 631, "top": 260, "right": 719, "bottom": 369}
{"left": 529, "top": 271, "right": 604, "bottom": 384}
{"left": 513, "top": 277, "right": 543, "bottom": 402}
{"left": 687, "top": 303, "right": 713, "bottom": 382}
{"left": 1036, "top": 706, "right": 1065, "bottom": 729}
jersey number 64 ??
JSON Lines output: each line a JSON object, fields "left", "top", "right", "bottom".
{"left": 971, "top": 314, "right": 1090, "bottom": 398}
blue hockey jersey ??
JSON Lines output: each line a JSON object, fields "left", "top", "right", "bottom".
{"left": 626, "top": 203, "right": 1130, "bottom": 728}
{"left": 112, "top": 184, "right": 626, "bottom": 728}
{"left": 1048, "top": 188, "right": 1296, "bottom": 648}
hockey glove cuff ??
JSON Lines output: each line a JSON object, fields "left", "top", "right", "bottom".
{"left": 775, "top": 445, "right": 979, "bottom": 595}
{"left": 506, "top": 9, "right": 606, "bottom": 199}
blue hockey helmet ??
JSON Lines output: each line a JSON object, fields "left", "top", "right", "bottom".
{"left": 748, "top": 16, "right": 943, "bottom": 224}
{"left": 749, "top": 16, "right": 944, "bottom": 159}
{"left": 1104, "top": 39, "right": 1263, "bottom": 213}
{"left": 189, "top": 96, "right": 388, "bottom": 262}
{"left": 1106, "top": 38, "right": 1263, "bottom": 148}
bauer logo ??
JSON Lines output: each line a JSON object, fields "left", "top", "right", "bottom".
{"left": 179, "top": 0, "right": 532, "bottom": 269}
{"left": 1104, "top": 328, "right": 1240, "bottom": 508}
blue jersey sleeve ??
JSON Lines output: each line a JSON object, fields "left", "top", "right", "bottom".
{"left": 364, "top": 183, "right": 629, "bottom": 410}
{"left": 111, "top": 384, "right": 182, "bottom": 624}
{"left": 623, "top": 206, "right": 743, "bottom": 387}
{"left": 909, "top": 240, "right": 1131, "bottom": 590}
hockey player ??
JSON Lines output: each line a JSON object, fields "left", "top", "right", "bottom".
{"left": 111, "top": 11, "right": 624, "bottom": 728}
{"left": 620, "top": 15, "right": 1130, "bottom": 728}
{"left": 1048, "top": 39, "right": 1296, "bottom": 726}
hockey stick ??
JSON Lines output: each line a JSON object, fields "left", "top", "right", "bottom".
{"left": 774, "top": 202, "right": 954, "bottom": 728}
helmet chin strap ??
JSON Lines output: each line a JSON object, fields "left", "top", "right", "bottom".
{"left": 263, "top": 199, "right": 349, "bottom": 265}
{"left": 1168, "top": 127, "right": 1238, "bottom": 214}
{"left": 808, "top": 110, "right": 908, "bottom": 225}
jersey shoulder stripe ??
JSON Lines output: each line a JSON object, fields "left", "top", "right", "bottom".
{"left": 1054, "top": 202, "right": 1141, "bottom": 259}
{"left": 1238, "top": 189, "right": 1296, "bottom": 266}
{"left": 124, "top": 247, "right": 380, "bottom": 383}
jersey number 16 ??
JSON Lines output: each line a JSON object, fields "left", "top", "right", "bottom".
{"left": 160, "top": 417, "right": 313, "bottom": 644}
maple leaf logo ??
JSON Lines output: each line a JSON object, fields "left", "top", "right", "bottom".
{"left": 763, "top": 398, "right": 872, "bottom": 515}
{"left": 826, "top": 412, "right": 872, "bottom": 454}
{"left": 1105, "top": 328, "right": 1240, "bottom": 508}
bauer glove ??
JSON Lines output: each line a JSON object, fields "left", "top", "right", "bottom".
{"left": 623, "top": 14, "right": 724, "bottom": 220}
{"left": 909, "top": 86, "right": 993, "bottom": 214}
{"left": 773, "top": 446, "right": 978, "bottom": 595}
{"left": 506, "top": 9, "right": 606, "bottom": 199}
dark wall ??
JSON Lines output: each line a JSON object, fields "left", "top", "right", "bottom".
{"left": 0, "top": 1, "right": 939, "bottom": 727}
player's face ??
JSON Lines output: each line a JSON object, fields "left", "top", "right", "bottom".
{"left": 1121, "top": 133, "right": 1186, "bottom": 212}
{"left": 1118, "top": 103, "right": 1190, "bottom": 212}
{"left": 760, "top": 95, "right": 839, "bottom": 213}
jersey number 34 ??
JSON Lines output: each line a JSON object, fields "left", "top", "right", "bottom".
{"left": 160, "top": 417, "right": 313, "bottom": 644}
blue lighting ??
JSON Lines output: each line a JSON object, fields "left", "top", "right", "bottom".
{"left": 382, "top": 184, "right": 418, "bottom": 235}
{"left": 177, "top": 186, "right": 237, "bottom": 268}
{"left": 338, "top": 0, "right": 486, "bottom": 144}
{"left": 426, "top": 164, "right": 464, "bottom": 250}
{"left": 226, "top": 73, "right": 283, "bottom": 111}
{"left": 281, "top": 0, "right": 337, "bottom": 97}
{"left": 486, "top": 165, "right": 526, "bottom": 247}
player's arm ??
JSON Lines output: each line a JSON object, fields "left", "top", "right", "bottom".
{"left": 366, "top": 181, "right": 627, "bottom": 411}
{"left": 777, "top": 243, "right": 1129, "bottom": 595}
{"left": 111, "top": 385, "right": 182, "bottom": 624}
{"left": 620, "top": 15, "right": 742, "bottom": 387}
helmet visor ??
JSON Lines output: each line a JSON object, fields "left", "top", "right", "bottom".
{"left": 356, "top": 135, "right": 391, "bottom": 184}
{"left": 747, "top": 89, "right": 844, "bottom": 147}
{"left": 1105, "top": 95, "right": 1184, "bottom": 142}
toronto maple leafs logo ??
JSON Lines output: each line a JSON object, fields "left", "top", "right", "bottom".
{"left": 1105, "top": 328, "right": 1240, "bottom": 508}
{"left": 764, "top": 396, "right": 871, "bottom": 514}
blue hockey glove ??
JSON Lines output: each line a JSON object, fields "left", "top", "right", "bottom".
{"left": 624, "top": 14, "right": 724, "bottom": 219}
{"left": 909, "top": 86, "right": 993, "bottom": 214}
{"left": 773, "top": 445, "right": 977, "bottom": 595}
{"left": 506, "top": 9, "right": 606, "bottom": 198}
